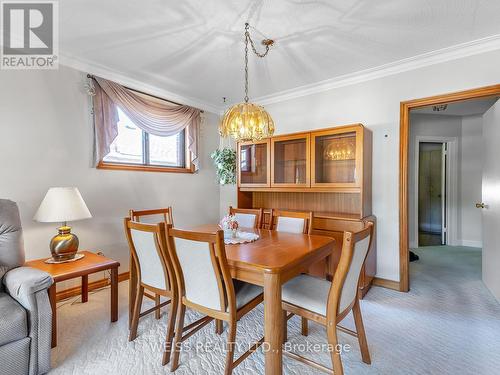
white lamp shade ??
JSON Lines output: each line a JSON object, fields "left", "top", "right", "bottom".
{"left": 33, "top": 187, "right": 92, "bottom": 223}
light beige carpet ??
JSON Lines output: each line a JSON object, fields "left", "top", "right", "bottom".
{"left": 50, "top": 246, "right": 500, "bottom": 374}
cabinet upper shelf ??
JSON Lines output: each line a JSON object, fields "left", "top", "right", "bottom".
{"left": 237, "top": 123, "right": 371, "bottom": 193}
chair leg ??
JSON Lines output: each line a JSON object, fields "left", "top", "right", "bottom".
{"left": 162, "top": 298, "right": 177, "bottom": 366}
{"left": 224, "top": 320, "right": 237, "bottom": 375}
{"left": 326, "top": 323, "right": 344, "bottom": 375}
{"left": 170, "top": 304, "right": 186, "bottom": 372}
{"left": 301, "top": 317, "right": 309, "bottom": 336}
{"left": 352, "top": 299, "right": 371, "bottom": 364}
{"left": 216, "top": 319, "right": 223, "bottom": 335}
{"left": 129, "top": 285, "right": 144, "bottom": 342}
{"left": 283, "top": 310, "right": 288, "bottom": 344}
{"left": 155, "top": 294, "right": 161, "bottom": 320}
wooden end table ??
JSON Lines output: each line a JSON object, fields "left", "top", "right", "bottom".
{"left": 25, "top": 250, "right": 120, "bottom": 348}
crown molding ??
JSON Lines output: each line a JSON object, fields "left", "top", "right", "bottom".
{"left": 60, "top": 34, "right": 500, "bottom": 113}
{"left": 59, "top": 53, "right": 220, "bottom": 114}
{"left": 254, "top": 34, "right": 500, "bottom": 106}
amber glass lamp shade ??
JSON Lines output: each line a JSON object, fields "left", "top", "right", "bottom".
{"left": 220, "top": 102, "right": 275, "bottom": 142}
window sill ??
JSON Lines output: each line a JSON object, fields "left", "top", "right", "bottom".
{"left": 97, "top": 161, "right": 194, "bottom": 174}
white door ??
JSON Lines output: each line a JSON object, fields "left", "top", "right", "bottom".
{"left": 481, "top": 100, "right": 500, "bottom": 302}
{"left": 441, "top": 143, "right": 447, "bottom": 245}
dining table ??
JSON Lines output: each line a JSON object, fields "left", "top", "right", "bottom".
{"left": 128, "top": 225, "right": 335, "bottom": 375}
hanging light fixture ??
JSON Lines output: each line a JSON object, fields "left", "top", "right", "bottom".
{"left": 219, "top": 23, "right": 275, "bottom": 142}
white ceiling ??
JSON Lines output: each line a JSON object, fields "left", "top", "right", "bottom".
{"left": 412, "top": 97, "right": 499, "bottom": 116}
{"left": 60, "top": 0, "right": 500, "bottom": 111}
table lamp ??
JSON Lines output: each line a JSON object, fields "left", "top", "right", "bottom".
{"left": 34, "top": 187, "right": 92, "bottom": 261}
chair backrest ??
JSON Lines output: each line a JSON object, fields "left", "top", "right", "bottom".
{"left": 327, "top": 222, "right": 373, "bottom": 318}
{"left": 0, "top": 199, "right": 25, "bottom": 269}
{"left": 129, "top": 207, "right": 174, "bottom": 226}
{"left": 165, "top": 226, "right": 235, "bottom": 314}
{"left": 271, "top": 210, "right": 313, "bottom": 234}
{"left": 229, "top": 206, "right": 263, "bottom": 229}
{"left": 124, "top": 218, "right": 173, "bottom": 293}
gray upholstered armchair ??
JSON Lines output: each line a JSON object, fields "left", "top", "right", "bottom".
{"left": 0, "top": 199, "right": 53, "bottom": 375}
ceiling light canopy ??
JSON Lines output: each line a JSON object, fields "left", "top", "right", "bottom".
{"left": 219, "top": 23, "right": 275, "bottom": 142}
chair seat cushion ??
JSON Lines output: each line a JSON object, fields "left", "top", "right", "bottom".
{"left": 233, "top": 281, "right": 263, "bottom": 310}
{"left": 0, "top": 292, "right": 27, "bottom": 346}
{"left": 282, "top": 274, "right": 330, "bottom": 316}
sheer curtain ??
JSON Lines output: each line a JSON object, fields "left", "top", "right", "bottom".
{"left": 91, "top": 76, "right": 201, "bottom": 170}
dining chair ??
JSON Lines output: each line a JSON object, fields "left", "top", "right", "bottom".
{"left": 124, "top": 219, "right": 178, "bottom": 366}
{"left": 270, "top": 209, "right": 313, "bottom": 335}
{"left": 270, "top": 209, "right": 313, "bottom": 234}
{"left": 229, "top": 206, "right": 263, "bottom": 229}
{"left": 165, "top": 225, "right": 264, "bottom": 375}
{"left": 129, "top": 207, "right": 173, "bottom": 320}
{"left": 281, "top": 223, "right": 374, "bottom": 375}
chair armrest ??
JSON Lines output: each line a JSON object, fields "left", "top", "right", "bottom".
{"left": 4, "top": 266, "right": 53, "bottom": 301}
{"left": 4, "top": 266, "right": 53, "bottom": 375}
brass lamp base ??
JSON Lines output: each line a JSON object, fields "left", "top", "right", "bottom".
{"left": 50, "top": 226, "right": 79, "bottom": 261}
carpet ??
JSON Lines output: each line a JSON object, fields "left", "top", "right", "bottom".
{"left": 49, "top": 246, "right": 500, "bottom": 374}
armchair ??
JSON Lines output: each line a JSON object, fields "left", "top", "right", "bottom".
{"left": 0, "top": 199, "right": 53, "bottom": 375}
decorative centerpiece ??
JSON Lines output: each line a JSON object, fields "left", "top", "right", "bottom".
{"left": 219, "top": 214, "right": 260, "bottom": 245}
{"left": 220, "top": 214, "right": 239, "bottom": 239}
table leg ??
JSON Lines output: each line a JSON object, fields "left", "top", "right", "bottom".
{"left": 326, "top": 254, "right": 333, "bottom": 282}
{"left": 264, "top": 272, "right": 283, "bottom": 375}
{"left": 81, "top": 275, "right": 88, "bottom": 303}
{"left": 129, "top": 255, "right": 137, "bottom": 329}
{"left": 111, "top": 267, "right": 118, "bottom": 322}
{"left": 48, "top": 284, "right": 57, "bottom": 348}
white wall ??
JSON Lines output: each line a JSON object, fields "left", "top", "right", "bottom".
{"left": 0, "top": 66, "right": 221, "bottom": 288}
{"left": 460, "top": 115, "right": 483, "bottom": 247}
{"left": 221, "top": 49, "right": 500, "bottom": 282}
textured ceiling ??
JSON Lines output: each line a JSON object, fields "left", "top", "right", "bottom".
{"left": 60, "top": 0, "right": 500, "bottom": 110}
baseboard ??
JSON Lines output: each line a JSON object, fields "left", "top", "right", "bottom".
{"left": 372, "top": 277, "right": 401, "bottom": 291}
{"left": 460, "top": 240, "right": 482, "bottom": 248}
{"left": 56, "top": 271, "right": 129, "bottom": 302}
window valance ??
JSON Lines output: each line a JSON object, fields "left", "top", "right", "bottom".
{"left": 90, "top": 76, "right": 201, "bottom": 171}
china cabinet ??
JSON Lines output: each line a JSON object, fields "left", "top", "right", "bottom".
{"left": 236, "top": 123, "right": 375, "bottom": 296}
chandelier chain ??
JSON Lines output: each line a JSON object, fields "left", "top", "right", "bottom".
{"left": 244, "top": 23, "right": 271, "bottom": 103}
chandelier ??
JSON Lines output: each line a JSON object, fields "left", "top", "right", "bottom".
{"left": 219, "top": 23, "right": 275, "bottom": 142}
{"left": 323, "top": 137, "right": 356, "bottom": 161}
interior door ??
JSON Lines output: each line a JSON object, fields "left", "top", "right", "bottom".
{"left": 441, "top": 143, "right": 447, "bottom": 245}
{"left": 481, "top": 100, "right": 500, "bottom": 302}
{"left": 418, "top": 142, "right": 443, "bottom": 245}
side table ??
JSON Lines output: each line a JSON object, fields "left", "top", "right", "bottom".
{"left": 25, "top": 251, "right": 120, "bottom": 347}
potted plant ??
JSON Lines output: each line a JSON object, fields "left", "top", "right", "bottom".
{"left": 211, "top": 148, "right": 236, "bottom": 185}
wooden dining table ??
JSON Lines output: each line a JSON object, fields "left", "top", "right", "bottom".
{"left": 128, "top": 225, "right": 335, "bottom": 375}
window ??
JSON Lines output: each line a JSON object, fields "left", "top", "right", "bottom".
{"left": 100, "top": 107, "right": 190, "bottom": 172}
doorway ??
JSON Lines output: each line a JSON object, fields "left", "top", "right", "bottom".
{"left": 418, "top": 142, "right": 446, "bottom": 246}
{"left": 399, "top": 84, "right": 500, "bottom": 292}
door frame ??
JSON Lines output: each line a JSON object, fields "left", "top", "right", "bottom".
{"left": 413, "top": 137, "right": 458, "bottom": 248}
{"left": 399, "top": 84, "right": 500, "bottom": 292}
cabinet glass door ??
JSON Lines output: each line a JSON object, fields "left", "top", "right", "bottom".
{"left": 272, "top": 134, "right": 310, "bottom": 187}
{"left": 239, "top": 141, "right": 270, "bottom": 187}
{"left": 312, "top": 129, "right": 360, "bottom": 186}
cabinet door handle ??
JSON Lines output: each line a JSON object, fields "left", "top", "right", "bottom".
{"left": 475, "top": 202, "right": 486, "bottom": 209}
